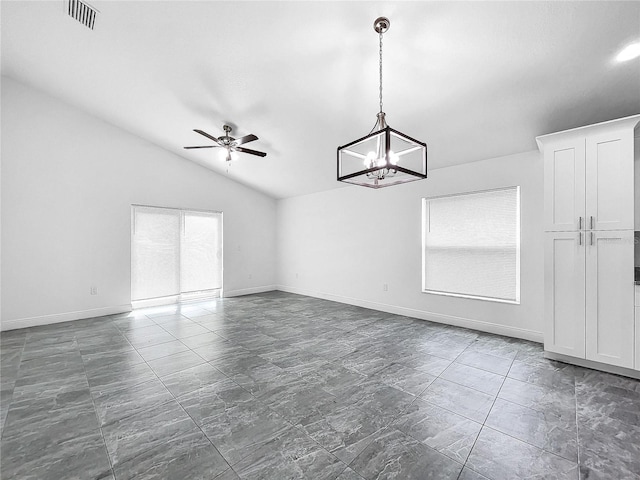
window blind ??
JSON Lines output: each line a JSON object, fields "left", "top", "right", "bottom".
{"left": 422, "top": 187, "right": 520, "bottom": 303}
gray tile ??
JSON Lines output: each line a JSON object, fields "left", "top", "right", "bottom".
{"left": 177, "top": 380, "right": 255, "bottom": 427}
{"left": 160, "top": 362, "right": 228, "bottom": 397}
{"left": 1, "top": 388, "right": 110, "bottom": 480}
{"left": 486, "top": 398, "right": 578, "bottom": 461}
{"left": 349, "top": 427, "right": 463, "bottom": 479}
{"left": 457, "top": 467, "right": 491, "bottom": 480}
{"left": 420, "top": 378, "right": 495, "bottom": 423}
{"left": 85, "top": 359, "right": 156, "bottom": 393}
{"left": 192, "top": 343, "right": 251, "bottom": 363}
{"left": 418, "top": 340, "right": 468, "bottom": 361}
{"left": 302, "top": 362, "right": 367, "bottom": 396}
{"left": 159, "top": 321, "right": 212, "bottom": 339}
{"left": 102, "top": 400, "right": 197, "bottom": 466}
{"left": 576, "top": 378, "right": 640, "bottom": 427}
{"left": 335, "top": 467, "right": 365, "bottom": 480}
{"left": 338, "top": 349, "right": 394, "bottom": 376}
{"left": 393, "top": 398, "right": 482, "bottom": 464}
{"left": 21, "top": 338, "right": 78, "bottom": 360}
{"left": 199, "top": 398, "right": 291, "bottom": 465}
{"left": 0, "top": 430, "right": 112, "bottom": 480}
{"left": 466, "top": 337, "right": 520, "bottom": 361}
{"left": 232, "top": 426, "right": 346, "bottom": 480}
{"left": 577, "top": 415, "right": 640, "bottom": 479}
{"left": 147, "top": 349, "right": 206, "bottom": 377}
{"left": 15, "top": 351, "right": 86, "bottom": 389}
{"left": 337, "top": 379, "right": 416, "bottom": 425}
{"left": 455, "top": 350, "right": 513, "bottom": 376}
{"left": 369, "top": 363, "right": 436, "bottom": 396}
{"left": 92, "top": 378, "right": 174, "bottom": 426}
{"left": 440, "top": 362, "right": 504, "bottom": 396}
{"left": 466, "top": 427, "right": 578, "bottom": 480}
{"left": 124, "top": 325, "right": 176, "bottom": 348}
{"left": 179, "top": 331, "right": 228, "bottom": 349}
{"left": 136, "top": 339, "right": 190, "bottom": 361}
{"left": 112, "top": 430, "right": 229, "bottom": 480}
{"left": 213, "top": 469, "right": 241, "bottom": 480}
{"left": 396, "top": 351, "right": 453, "bottom": 376}
{"left": 270, "top": 350, "right": 329, "bottom": 375}
{"left": 298, "top": 402, "right": 388, "bottom": 464}
{"left": 262, "top": 383, "right": 340, "bottom": 425}
{"left": 508, "top": 360, "right": 575, "bottom": 392}
{"left": 81, "top": 349, "right": 145, "bottom": 370}
{"left": 112, "top": 315, "right": 156, "bottom": 331}
{"left": 498, "top": 377, "right": 576, "bottom": 418}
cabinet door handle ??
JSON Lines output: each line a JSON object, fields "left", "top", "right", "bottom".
{"left": 590, "top": 232, "right": 594, "bottom": 245}
{"left": 578, "top": 217, "right": 583, "bottom": 230}
{"left": 590, "top": 216, "right": 594, "bottom": 229}
{"left": 579, "top": 232, "right": 583, "bottom": 245}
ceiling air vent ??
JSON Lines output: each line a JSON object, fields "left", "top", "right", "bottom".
{"left": 66, "top": 0, "right": 98, "bottom": 30}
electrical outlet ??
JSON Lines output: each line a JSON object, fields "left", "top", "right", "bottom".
{"left": 90, "top": 286, "right": 98, "bottom": 295}
{"left": 383, "top": 283, "right": 388, "bottom": 291}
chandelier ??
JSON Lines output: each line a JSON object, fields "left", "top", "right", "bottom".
{"left": 337, "top": 17, "right": 427, "bottom": 188}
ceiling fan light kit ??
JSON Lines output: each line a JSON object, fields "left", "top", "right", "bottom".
{"left": 184, "top": 124, "right": 266, "bottom": 162}
{"left": 337, "top": 17, "right": 427, "bottom": 188}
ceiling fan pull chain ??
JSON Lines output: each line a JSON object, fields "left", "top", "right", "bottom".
{"left": 379, "top": 28, "right": 383, "bottom": 114}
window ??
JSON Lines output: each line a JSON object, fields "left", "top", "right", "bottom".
{"left": 131, "top": 205, "right": 222, "bottom": 306}
{"left": 422, "top": 186, "right": 520, "bottom": 303}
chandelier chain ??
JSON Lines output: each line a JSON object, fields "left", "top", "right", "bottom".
{"left": 379, "top": 29, "right": 384, "bottom": 114}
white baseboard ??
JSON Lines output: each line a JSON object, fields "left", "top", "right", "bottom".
{"left": 277, "top": 285, "right": 543, "bottom": 343}
{"left": 0, "top": 304, "right": 132, "bottom": 331}
{"left": 223, "top": 285, "right": 277, "bottom": 298}
{"left": 545, "top": 352, "right": 640, "bottom": 380}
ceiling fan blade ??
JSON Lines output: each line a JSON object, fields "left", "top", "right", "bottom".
{"left": 233, "top": 134, "right": 258, "bottom": 146}
{"left": 236, "top": 146, "right": 267, "bottom": 157}
{"left": 194, "top": 129, "right": 222, "bottom": 144}
{"left": 184, "top": 145, "right": 218, "bottom": 149}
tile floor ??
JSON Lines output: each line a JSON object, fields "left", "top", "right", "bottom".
{"left": 1, "top": 291, "right": 639, "bottom": 479}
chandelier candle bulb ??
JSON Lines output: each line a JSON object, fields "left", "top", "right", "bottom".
{"left": 337, "top": 16, "right": 427, "bottom": 188}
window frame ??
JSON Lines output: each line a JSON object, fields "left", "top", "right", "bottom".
{"left": 130, "top": 204, "right": 224, "bottom": 307}
{"left": 421, "top": 186, "right": 521, "bottom": 304}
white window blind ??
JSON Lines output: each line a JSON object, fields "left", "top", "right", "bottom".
{"left": 131, "top": 206, "right": 222, "bottom": 303}
{"left": 181, "top": 212, "right": 222, "bottom": 294}
{"left": 422, "top": 187, "right": 520, "bottom": 303}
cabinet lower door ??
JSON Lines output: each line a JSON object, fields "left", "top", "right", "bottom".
{"left": 585, "top": 230, "right": 634, "bottom": 368}
{"left": 544, "top": 232, "right": 586, "bottom": 358}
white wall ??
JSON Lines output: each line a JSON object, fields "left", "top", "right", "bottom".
{"left": 1, "top": 77, "right": 277, "bottom": 330}
{"left": 277, "top": 150, "right": 544, "bottom": 342}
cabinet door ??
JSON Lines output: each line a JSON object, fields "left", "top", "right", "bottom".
{"left": 585, "top": 230, "right": 634, "bottom": 368}
{"left": 544, "top": 232, "right": 586, "bottom": 358}
{"left": 543, "top": 138, "right": 586, "bottom": 231}
{"left": 585, "top": 129, "right": 634, "bottom": 230}
{"left": 635, "top": 306, "right": 640, "bottom": 371}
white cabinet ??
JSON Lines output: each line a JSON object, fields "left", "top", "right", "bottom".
{"left": 544, "top": 230, "right": 634, "bottom": 368}
{"left": 544, "top": 232, "right": 585, "bottom": 358}
{"left": 541, "top": 119, "right": 635, "bottom": 232}
{"left": 538, "top": 115, "right": 640, "bottom": 374}
{"left": 585, "top": 230, "right": 634, "bottom": 368}
{"left": 635, "top": 286, "right": 640, "bottom": 371}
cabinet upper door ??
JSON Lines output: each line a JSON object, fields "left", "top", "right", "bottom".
{"left": 585, "top": 230, "right": 634, "bottom": 369}
{"left": 543, "top": 138, "right": 585, "bottom": 231}
{"left": 544, "top": 231, "right": 586, "bottom": 358}
{"left": 585, "top": 129, "right": 634, "bottom": 231}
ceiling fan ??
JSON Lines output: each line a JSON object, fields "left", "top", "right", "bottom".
{"left": 184, "top": 124, "right": 267, "bottom": 161}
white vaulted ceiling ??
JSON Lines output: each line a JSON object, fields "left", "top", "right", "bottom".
{"left": 2, "top": 1, "right": 639, "bottom": 198}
